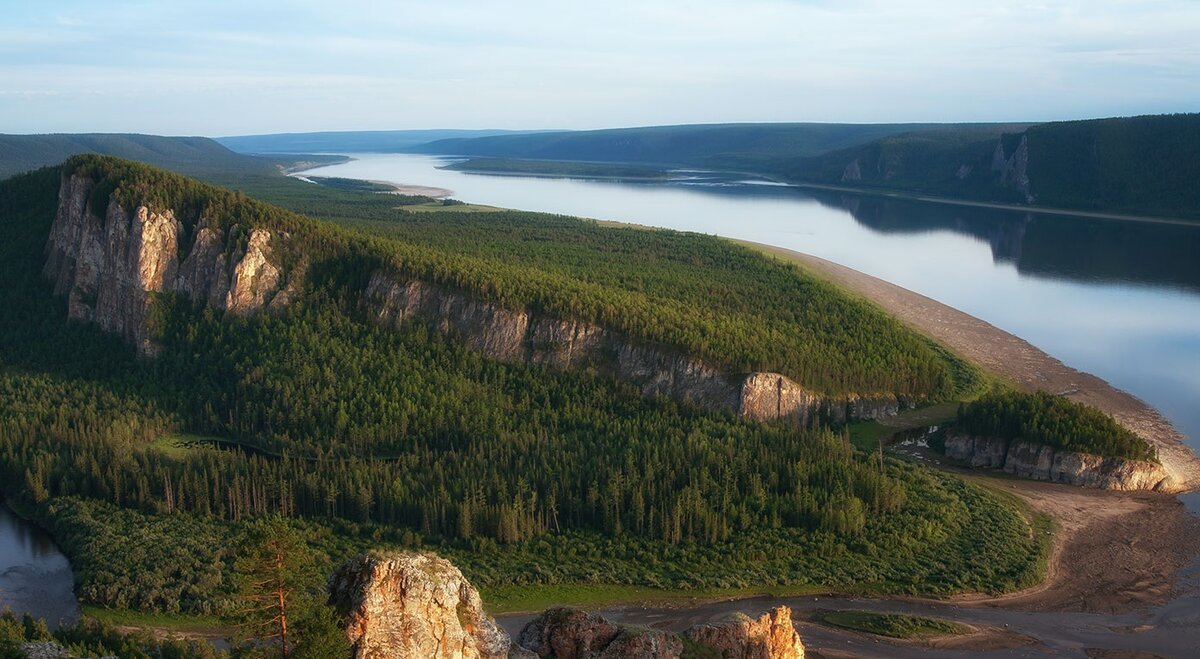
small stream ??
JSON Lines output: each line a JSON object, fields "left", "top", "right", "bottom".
{"left": 0, "top": 505, "right": 78, "bottom": 626}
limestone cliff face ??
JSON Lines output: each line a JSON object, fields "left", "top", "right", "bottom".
{"left": 517, "top": 605, "right": 804, "bottom": 659}
{"left": 944, "top": 435, "right": 1173, "bottom": 491}
{"left": 44, "top": 173, "right": 298, "bottom": 354}
{"left": 330, "top": 552, "right": 531, "bottom": 659}
{"left": 366, "top": 272, "right": 903, "bottom": 424}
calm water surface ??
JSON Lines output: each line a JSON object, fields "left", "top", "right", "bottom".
{"left": 0, "top": 505, "right": 77, "bottom": 625}
{"left": 300, "top": 154, "right": 1200, "bottom": 454}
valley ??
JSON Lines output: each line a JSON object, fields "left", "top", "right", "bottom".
{"left": 0, "top": 133, "right": 1196, "bottom": 657}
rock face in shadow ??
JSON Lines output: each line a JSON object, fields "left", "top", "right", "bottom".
{"left": 366, "top": 272, "right": 903, "bottom": 424}
{"left": 944, "top": 435, "right": 1173, "bottom": 491}
{"left": 44, "top": 173, "right": 297, "bottom": 354}
{"left": 515, "top": 605, "right": 804, "bottom": 659}
{"left": 329, "top": 552, "right": 532, "bottom": 659}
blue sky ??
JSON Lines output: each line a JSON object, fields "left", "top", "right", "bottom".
{"left": 2, "top": 0, "right": 1198, "bottom": 135}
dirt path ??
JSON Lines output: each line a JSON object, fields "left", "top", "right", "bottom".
{"left": 745, "top": 241, "right": 1200, "bottom": 492}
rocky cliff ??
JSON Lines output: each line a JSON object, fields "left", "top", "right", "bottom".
{"left": 44, "top": 170, "right": 903, "bottom": 424}
{"left": 329, "top": 552, "right": 532, "bottom": 659}
{"left": 332, "top": 552, "right": 806, "bottom": 659}
{"left": 366, "top": 272, "right": 903, "bottom": 424}
{"left": 516, "top": 605, "right": 804, "bottom": 659}
{"left": 944, "top": 434, "right": 1173, "bottom": 491}
{"left": 43, "top": 173, "right": 298, "bottom": 354}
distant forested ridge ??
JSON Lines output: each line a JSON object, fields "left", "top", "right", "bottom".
{"left": 409, "top": 122, "right": 973, "bottom": 171}
{"left": 215, "top": 129, "right": 538, "bottom": 154}
{"left": 0, "top": 133, "right": 341, "bottom": 182}
{"left": 388, "top": 114, "right": 1200, "bottom": 220}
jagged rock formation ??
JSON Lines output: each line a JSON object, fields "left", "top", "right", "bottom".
{"left": 44, "top": 170, "right": 904, "bottom": 424}
{"left": 366, "top": 273, "right": 903, "bottom": 424}
{"left": 517, "top": 605, "right": 804, "bottom": 659}
{"left": 944, "top": 434, "right": 1173, "bottom": 491}
{"left": 329, "top": 552, "right": 532, "bottom": 659}
{"left": 684, "top": 607, "right": 805, "bottom": 659}
{"left": 43, "top": 173, "right": 298, "bottom": 354}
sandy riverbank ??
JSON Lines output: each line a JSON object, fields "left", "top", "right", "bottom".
{"left": 744, "top": 240, "right": 1200, "bottom": 492}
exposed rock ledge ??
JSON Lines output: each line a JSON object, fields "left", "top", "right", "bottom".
{"left": 365, "top": 272, "right": 903, "bottom": 423}
{"left": 331, "top": 551, "right": 805, "bottom": 658}
{"left": 43, "top": 171, "right": 902, "bottom": 423}
{"left": 944, "top": 435, "right": 1173, "bottom": 491}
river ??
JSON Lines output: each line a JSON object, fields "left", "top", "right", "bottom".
{"left": 297, "top": 154, "right": 1200, "bottom": 458}
{"left": 0, "top": 505, "right": 77, "bottom": 626}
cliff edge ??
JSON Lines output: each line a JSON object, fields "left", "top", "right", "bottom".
{"left": 43, "top": 168, "right": 903, "bottom": 425}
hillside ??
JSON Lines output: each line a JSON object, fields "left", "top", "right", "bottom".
{"left": 409, "top": 122, "right": 979, "bottom": 171}
{"left": 0, "top": 133, "right": 336, "bottom": 182}
{"left": 0, "top": 157, "right": 1046, "bottom": 618}
{"left": 216, "top": 129, "right": 534, "bottom": 154}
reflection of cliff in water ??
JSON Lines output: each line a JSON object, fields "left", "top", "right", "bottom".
{"left": 803, "top": 190, "right": 1200, "bottom": 293}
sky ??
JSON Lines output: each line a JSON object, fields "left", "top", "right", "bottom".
{"left": 2, "top": 0, "right": 1198, "bottom": 136}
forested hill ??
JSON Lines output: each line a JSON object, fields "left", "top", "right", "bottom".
{"left": 401, "top": 114, "right": 1200, "bottom": 220}
{"left": 0, "top": 133, "right": 331, "bottom": 181}
{"left": 0, "top": 157, "right": 1044, "bottom": 619}
{"left": 783, "top": 114, "right": 1200, "bottom": 218}
{"left": 409, "top": 122, "right": 972, "bottom": 171}
{"left": 36, "top": 154, "right": 978, "bottom": 405}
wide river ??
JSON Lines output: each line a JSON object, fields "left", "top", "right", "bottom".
{"left": 300, "top": 153, "right": 1200, "bottom": 453}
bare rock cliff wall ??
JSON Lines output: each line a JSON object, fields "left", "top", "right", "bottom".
{"left": 944, "top": 434, "right": 1174, "bottom": 491}
{"left": 44, "top": 173, "right": 297, "bottom": 354}
{"left": 365, "top": 271, "right": 902, "bottom": 423}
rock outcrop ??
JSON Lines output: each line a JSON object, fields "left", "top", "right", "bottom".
{"left": 516, "top": 605, "right": 803, "bottom": 659}
{"left": 685, "top": 607, "right": 805, "bottom": 659}
{"left": 329, "top": 552, "right": 531, "bottom": 659}
{"left": 992, "top": 135, "right": 1034, "bottom": 203}
{"left": 44, "top": 173, "right": 297, "bottom": 354}
{"left": 366, "top": 272, "right": 904, "bottom": 424}
{"left": 944, "top": 435, "right": 1173, "bottom": 491}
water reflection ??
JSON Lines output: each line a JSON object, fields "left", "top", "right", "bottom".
{"left": 0, "top": 505, "right": 78, "bottom": 626}
{"left": 802, "top": 190, "right": 1200, "bottom": 293}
